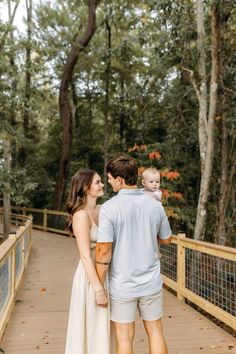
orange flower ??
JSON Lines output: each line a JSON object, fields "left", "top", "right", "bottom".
{"left": 148, "top": 151, "right": 161, "bottom": 159}
{"left": 162, "top": 189, "right": 171, "bottom": 198}
{"left": 166, "top": 171, "right": 180, "bottom": 180}
{"left": 160, "top": 169, "right": 169, "bottom": 178}
{"left": 171, "top": 192, "right": 183, "bottom": 200}
{"left": 138, "top": 166, "right": 146, "bottom": 176}
{"left": 165, "top": 207, "right": 180, "bottom": 219}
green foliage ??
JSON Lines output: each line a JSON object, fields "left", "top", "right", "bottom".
{"left": 0, "top": 0, "right": 235, "bottom": 245}
{"left": 0, "top": 166, "right": 37, "bottom": 205}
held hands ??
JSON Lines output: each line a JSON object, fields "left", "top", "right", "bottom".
{"left": 95, "top": 288, "right": 108, "bottom": 308}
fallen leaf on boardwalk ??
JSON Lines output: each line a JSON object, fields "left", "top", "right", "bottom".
{"left": 0, "top": 347, "right": 5, "bottom": 353}
{"left": 40, "top": 287, "right": 46, "bottom": 292}
{"left": 200, "top": 347, "right": 203, "bottom": 350}
{"left": 35, "top": 346, "right": 40, "bottom": 349}
{"left": 45, "top": 342, "right": 49, "bottom": 344}
{"left": 168, "top": 315, "right": 172, "bottom": 318}
{"left": 15, "top": 299, "right": 22, "bottom": 303}
{"left": 210, "top": 345, "right": 216, "bottom": 349}
{"left": 228, "top": 345, "right": 234, "bottom": 350}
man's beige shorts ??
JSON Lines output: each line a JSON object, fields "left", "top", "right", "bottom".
{"left": 110, "top": 290, "right": 163, "bottom": 323}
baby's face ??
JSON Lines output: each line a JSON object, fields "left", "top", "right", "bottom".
{"left": 142, "top": 172, "right": 161, "bottom": 191}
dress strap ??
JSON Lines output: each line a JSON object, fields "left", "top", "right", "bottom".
{"left": 86, "top": 211, "right": 98, "bottom": 227}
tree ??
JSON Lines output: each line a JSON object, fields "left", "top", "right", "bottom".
{"left": 53, "top": 0, "right": 100, "bottom": 211}
{"left": 19, "top": 0, "right": 33, "bottom": 164}
{"left": 3, "top": 140, "right": 11, "bottom": 240}
{"left": 188, "top": 1, "right": 221, "bottom": 240}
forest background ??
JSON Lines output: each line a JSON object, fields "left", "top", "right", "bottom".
{"left": 0, "top": 0, "right": 235, "bottom": 246}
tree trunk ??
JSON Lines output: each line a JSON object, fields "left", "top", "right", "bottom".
{"left": 7, "top": 0, "right": 17, "bottom": 167}
{"left": 24, "top": 0, "right": 32, "bottom": 137}
{"left": 194, "top": 2, "right": 220, "bottom": 240}
{"left": 215, "top": 113, "right": 228, "bottom": 245}
{"left": 18, "top": 0, "right": 32, "bottom": 165}
{"left": 103, "top": 17, "right": 111, "bottom": 194}
{"left": 119, "top": 77, "right": 125, "bottom": 145}
{"left": 53, "top": 0, "right": 99, "bottom": 211}
{"left": 3, "top": 140, "right": 11, "bottom": 240}
{"left": 196, "top": 0, "right": 208, "bottom": 173}
{"left": 0, "top": 0, "right": 19, "bottom": 50}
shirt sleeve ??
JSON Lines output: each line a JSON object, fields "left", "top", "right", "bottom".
{"left": 158, "top": 205, "right": 172, "bottom": 239}
{"left": 97, "top": 202, "right": 114, "bottom": 242}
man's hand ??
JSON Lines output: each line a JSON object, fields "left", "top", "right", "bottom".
{"left": 95, "top": 288, "right": 108, "bottom": 308}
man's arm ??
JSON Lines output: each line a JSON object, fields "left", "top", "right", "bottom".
{"left": 158, "top": 235, "right": 172, "bottom": 245}
{"left": 95, "top": 242, "right": 112, "bottom": 286}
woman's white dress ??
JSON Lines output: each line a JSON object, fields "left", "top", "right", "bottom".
{"left": 65, "top": 223, "right": 110, "bottom": 354}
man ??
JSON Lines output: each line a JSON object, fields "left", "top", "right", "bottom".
{"left": 95, "top": 155, "right": 172, "bottom": 354}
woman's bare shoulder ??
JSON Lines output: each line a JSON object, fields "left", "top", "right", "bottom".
{"left": 73, "top": 209, "right": 90, "bottom": 223}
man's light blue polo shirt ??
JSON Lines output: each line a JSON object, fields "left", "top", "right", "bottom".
{"left": 98, "top": 189, "right": 172, "bottom": 298}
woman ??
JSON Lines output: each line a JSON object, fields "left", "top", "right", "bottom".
{"left": 65, "top": 169, "right": 110, "bottom": 354}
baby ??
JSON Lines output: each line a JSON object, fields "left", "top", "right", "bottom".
{"left": 141, "top": 167, "right": 162, "bottom": 202}
{"left": 142, "top": 167, "right": 162, "bottom": 260}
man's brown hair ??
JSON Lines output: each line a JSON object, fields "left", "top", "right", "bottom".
{"left": 106, "top": 155, "right": 138, "bottom": 185}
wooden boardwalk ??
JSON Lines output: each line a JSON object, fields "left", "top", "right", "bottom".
{"left": 1, "top": 230, "right": 236, "bottom": 354}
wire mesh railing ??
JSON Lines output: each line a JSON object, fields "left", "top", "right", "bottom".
{"left": 1, "top": 206, "right": 235, "bottom": 333}
{"left": 160, "top": 235, "right": 236, "bottom": 331}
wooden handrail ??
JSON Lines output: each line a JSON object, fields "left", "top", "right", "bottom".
{"left": 0, "top": 214, "right": 32, "bottom": 340}
{"left": 10, "top": 206, "right": 70, "bottom": 235}
{"left": 1, "top": 206, "right": 235, "bottom": 333}
{"left": 161, "top": 234, "right": 236, "bottom": 331}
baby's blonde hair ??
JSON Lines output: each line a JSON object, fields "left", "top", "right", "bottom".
{"left": 142, "top": 167, "right": 161, "bottom": 180}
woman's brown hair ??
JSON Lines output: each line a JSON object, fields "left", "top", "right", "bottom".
{"left": 66, "top": 169, "right": 96, "bottom": 232}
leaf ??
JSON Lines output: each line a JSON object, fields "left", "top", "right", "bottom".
{"left": 40, "top": 287, "right": 46, "bottom": 292}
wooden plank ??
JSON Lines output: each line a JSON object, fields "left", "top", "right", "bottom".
{"left": 180, "top": 238, "right": 236, "bottom": 261}
{"left": 162, "top": 274, "right": 177, "bottom": 291}
{"left": 11, "top": 206, "right": 67, "bottom": 216}
{"left": 181, "top": 287, "right": 236, "bottom": 331}
{"left": 1, "top": 230, "right": 235, "bottom": 354}
{"left": 177, "top": 234, "right": 185, "bottom": 301}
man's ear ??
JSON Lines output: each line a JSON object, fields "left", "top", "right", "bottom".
{"left": 117, "top": 176, "right": 125, "bottom": 186}
{"left": 141, "top": 179, "right": 145, "bottom": 187}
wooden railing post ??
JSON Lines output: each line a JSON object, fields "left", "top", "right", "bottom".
{"left": 9, "top": 234, "right": 16, "bottom": 297}
{"left": 43, "top": 209, "right": 47, "bottom": 231}
{"left": 177, "top": 233, "right": 186, "bottom": 302}
{"left": 29, "top": 216, "right": 32, "bottom": 252}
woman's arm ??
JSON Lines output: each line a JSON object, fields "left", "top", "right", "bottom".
{"left": 73, "top": 210, "right": 108, "bottom": 306}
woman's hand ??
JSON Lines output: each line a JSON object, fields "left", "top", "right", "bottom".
{"left": 95, "top": 288, "right": 108, "bottom": 308}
